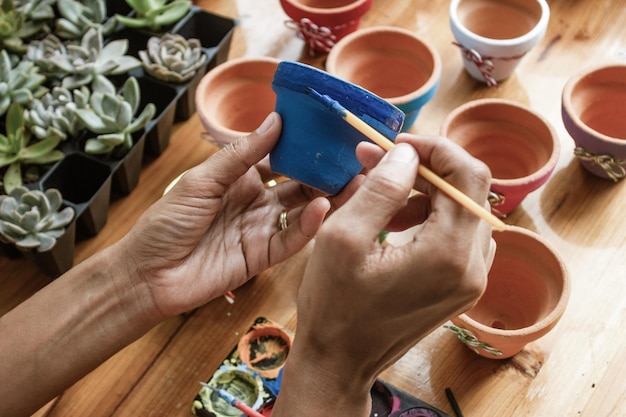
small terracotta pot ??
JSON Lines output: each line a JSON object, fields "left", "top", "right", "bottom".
{"left": 449, "top": 0, "right": 549, "bottom": 86}
{"left": 203, "top": 367, "right": 264, "bottom": 415}
{"left": 450, "top": 225, "right": 570, "bottom": 359}
{"left": 441, "top": 98, "right": 560, "bottom": 216}
{"left": 195, "top": 57, "right": 280, "bottom": 145}
{"left": 326, "top": 26, "right": 441, "bottom": 131}
{"left": 237, "top": 323, "right": 292, "bottom": 380}
{"left": 270, "top": 61, "right": 404, "bottom": 195}
{"left": 280, "top": 0, "right": 373, "bottom": 55}
{"left": 562, "top": 63, "right": 626, "bottom": 182}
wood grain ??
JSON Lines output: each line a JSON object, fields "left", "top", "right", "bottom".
{"left": 2, "top": 1, "right": 625, "bottom": 416}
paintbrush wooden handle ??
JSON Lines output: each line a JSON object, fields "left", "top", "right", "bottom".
{"left": 343, "top": 112, "right": 506, "bottom": 231}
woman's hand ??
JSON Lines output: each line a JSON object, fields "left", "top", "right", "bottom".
{"left": 273, "top": 135, "right": 496, "bottom": 417}
{"left": 117, "top": 112, "right": 331, "bottom": 320}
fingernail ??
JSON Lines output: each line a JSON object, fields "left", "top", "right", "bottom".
{"left": 256, "top": 113, "right": 275, "bottom": 134}
{"left": 386, "top": 143, "right": 417, "bottom": 163}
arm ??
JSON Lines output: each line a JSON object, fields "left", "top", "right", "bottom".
{"left": 0, "top": 113, "right": 331, "bottom": 416}
{"left": 272, "top": 136, "right": 496, "bottom": 416}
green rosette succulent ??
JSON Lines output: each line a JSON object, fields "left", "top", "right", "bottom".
{"left": 24, "top": 85, "right": 90, "bottom": 141}
{"left": 0, "top": 186, "right": 75, "bottom": 252}
{"left": 24, "top": 33, "right": 68, "bottom": 80}
{"left": 73, "top": 75, "right": 155, "bottom": 155}
{"left": 40, "top": 27, "right": 141, "bottom": 89}
{"left": 54, "top": 0, "right": 116, "bottom": 40}
{"left": 0, "top": 103, "right": 63, "bottom": 193}
{"left": 0, "top": 0, "right": 27, "bottom": 53}
{"left": 115, "top": 0, "right": 191, "bottom": 32}
{"left": 0, "top": 49, "right": 48, "bottom": 116}
{"left": 139, "top": 33, "right": 207, "bottom": 83}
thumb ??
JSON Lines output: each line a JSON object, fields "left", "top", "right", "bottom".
{"left": 328, "top": 143, "right": 419, "bottom": 243}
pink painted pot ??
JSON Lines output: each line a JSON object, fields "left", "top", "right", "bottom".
{"left": 441, "top": 98, "right": 560, "bottom": 216}
{"left": 280, "top": 0, "right": 373, "bottom": 55}
{"left": 562, "top": 63, "right": 626, "bottom": 182}
{"left": 195, "top": 57, "right": 280, "bottom": 145}
{"left": 326, "top": 26, "right": 441, "bottom": 131}
{"left": 450, "top": 226, "right": 570, "bottom": 359}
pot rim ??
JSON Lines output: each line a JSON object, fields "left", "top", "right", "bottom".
{"left": 449, "top": 0, "right": 550, "bottom": 48}
{"left": 562, "top": 63, "right": 626, "bottom": 145}
{"left": 456, "top": 225, "right": 570, "bottom": 338}
{"left": 326, "top": 25, "right": 442, "bottom": 104}
{"left": 440, "top": 98, "right": 561, "bottom": 186}
{"left": 280, "top": 0, "right": 372, "bottom": 16}
{"left": 195, "top": 56, "right": 282, "bottom": 142}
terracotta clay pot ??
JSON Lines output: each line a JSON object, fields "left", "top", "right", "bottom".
{"left": 326, "top": 26, "right": 441, "bottom": 131}
{"left": 562, "top": 63, "right": 626, "bottom": 182}
{"left": 280, "top": 0, "right": 373, "bottom": 55}
{"left": 195, "top": 57, "right": 280, "bottom": 145}
{"left": 450, "top": 225, "right": 570, "bottom": 359}
{"left": 441, "top": 98, "right": 560, "bottom": 216}
{"left": 237, "top": 323, "right": 292, "bottom": 380}
{"left": 449, "top": 0, "right": 549, "bottom": 86}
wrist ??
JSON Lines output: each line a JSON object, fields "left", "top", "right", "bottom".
{"left": 272, "top": 336, "right": 375, "bottom": 417}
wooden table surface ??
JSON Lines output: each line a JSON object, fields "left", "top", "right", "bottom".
{"left": 2, "top": 0, "right": 625, "bottom": 416}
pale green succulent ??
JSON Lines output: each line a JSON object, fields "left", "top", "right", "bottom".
{"left": 24, "top": 85, "right": 90, "bottom": 140}
{"left": 0, "top": 49, "right": 48, "bottom": 117}
{"left": 0, "top": 186, "right": 75, "bottom": 252}
{"left": 54, "top": 0, "right": 116, "bottom": 40}
{"left": 40, "top": 27, "right": 141, "bottom": 89}
{"left": 139, "top": 32, "right": 207, "bottom": 83}
{"left": 73, "top": 75, "right": 155, "bottom": 155}
{"left": 24, "top": 33, "right": 68, "bottom": 80}
{"left": 14, "top": 0, "right": 56, "bottom": 39}
{"left": 115, "top": 0, "right": 191, "bottom": 32}
{"left": 0, "top": 103, "right": 63, "bottom": 193}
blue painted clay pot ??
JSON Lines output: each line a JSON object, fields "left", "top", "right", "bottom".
{"left": 270, "top": 61, "right": 405, "bottom": 195}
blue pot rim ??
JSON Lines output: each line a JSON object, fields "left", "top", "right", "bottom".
{"left": 271, "top": 61, "right": 405, "bottom": 136}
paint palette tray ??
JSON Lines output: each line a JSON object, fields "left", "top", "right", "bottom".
{"left": 191, "top": 317, "right": 451, "bottom": 417}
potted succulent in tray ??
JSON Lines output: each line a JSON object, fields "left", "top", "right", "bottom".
{"left": 72, "top": 74, "right": 156, "bottom": 194}
{"left": 0, "top": 186, "right": 76, "bottom": 276}
{"left": 139, "top": 31, "right": 207, "bottom": 141}
{"left": 31, "top": 27, "right": 141, "bottom": 89}
{"left": 0, "top": 49, "right": 48, "bottom": 117}
{"left": 54, "top": 0, "right": 117, "bottom": 40}
{"left": 114, "top": 0, "right": 192, "bottom": 32}
{"left": 0, "top": 102, "right": 63, "bottom": 194}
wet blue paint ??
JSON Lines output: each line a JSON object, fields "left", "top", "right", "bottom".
{"left": 270, "top": 61, "right": 405, "bottom": 195}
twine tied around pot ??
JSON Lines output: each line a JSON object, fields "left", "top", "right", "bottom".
{"left": 452, "top": 42, "right": 527, "bottom": 87}
{"left": 285, "top": 18, "right": 345, "bottom": 55}
{"left": 488, "top": 190, "right": 507, "bottom": 218}
{"left": 574, "top": 147, "right": 626, "bottom": 182}
{"left": 445, "top": 324, "right": 503, "bottom": 357}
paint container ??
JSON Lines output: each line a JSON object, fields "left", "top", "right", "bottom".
{"left": 270, "top": 61, "right": 405, "bottom": 195}
{"left": 237, "top": 323, "right": 292, "bottom": 380}
{"left": 200, "top": 366, "right": 264, "bottom": 417}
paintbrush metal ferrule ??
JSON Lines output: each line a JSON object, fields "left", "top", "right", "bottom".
{"left": 306, "top": 87, "right": 347, "bottom": 117}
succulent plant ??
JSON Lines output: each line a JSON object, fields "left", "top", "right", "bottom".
{"left": 139, "top": 32, "right": 207, "bottom": 83}
{"left": 24, "top": 33, "right": 69, "bottom": 81}
{"left": 0, "top": 186, "right": 75, "bottom": 252}
{"left": 14, "top": 0, "right": 56, "bottom": 39}
{"left": 54, "top": 0, "right": 117, "bottom": 40}
{"left": 24, "top": 85, "right": 90, "bottom": 140}
{"left": 0, "top": 0, "right": 28, "bottom": 53}
{"left": 115, "top": 0, "right": 191, "bottom": 32}
{"left": 73, "top": 75, "right": 155, "bottom": 155}
{"left": 0, "top": 49, "right": 48, "bottom": 117}
{"left": 39, "top": 27, "right": 141, "bottom": 89}
{"left": 0, "top": 103, "right": 63, "bottom": 193}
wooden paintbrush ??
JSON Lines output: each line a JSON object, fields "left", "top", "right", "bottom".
{"left": 306, "top": 87, "right": 506, "bottom": 231}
